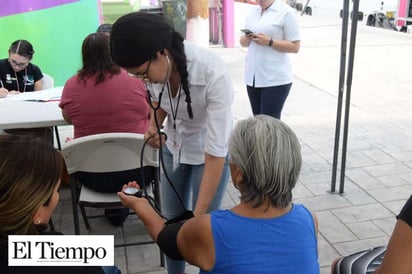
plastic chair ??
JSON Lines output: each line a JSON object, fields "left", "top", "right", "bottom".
{"left": 332, "top": 246, "right": 386, "bottom": 274}
{"left": 61, "top": 132, "right": 164, "bottom": 263}
{"left": 41, "top": 73, "right": 55, "bottom": 90}
{"left": 40, "top": 73, "right": 62, "bottom": 149}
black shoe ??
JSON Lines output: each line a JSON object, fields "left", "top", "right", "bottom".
{"left": 104, "top": 208, "right": 129, "bottom": 226}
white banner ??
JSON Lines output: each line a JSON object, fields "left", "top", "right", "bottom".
{"left": 8, "top": 235, "right": 114, "bottom": 266}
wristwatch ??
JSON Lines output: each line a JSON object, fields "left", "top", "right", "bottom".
{"left": 268, "top": 38, "right": 274, "bottom": 47}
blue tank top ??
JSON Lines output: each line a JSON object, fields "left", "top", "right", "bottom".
{"left": 200, "top": 204, "right": 319, "bottom": 274}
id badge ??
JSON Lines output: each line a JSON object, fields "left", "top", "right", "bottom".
{"left": 171, "top": 131, "right": 182, "bottom": 171}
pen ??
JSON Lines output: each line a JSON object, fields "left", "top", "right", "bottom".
{"left": 0, "top": 79, "right": 3, "bottom": 88}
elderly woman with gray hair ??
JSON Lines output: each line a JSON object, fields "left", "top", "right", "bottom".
{"left": 118, "top": 115, "right": 320, "bottom": 273}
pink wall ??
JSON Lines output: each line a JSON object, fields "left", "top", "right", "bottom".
{"left": 397, "top": 0, "right": 407, "bottom": 26}
{"left": 222, "top": 0, "right": 235, "bottom": 47}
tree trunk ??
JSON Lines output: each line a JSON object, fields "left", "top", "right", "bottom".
{"left": 186, "top": 0, "right": 209, "bottom": 47}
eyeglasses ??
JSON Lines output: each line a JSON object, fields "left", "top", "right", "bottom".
{"left": 128, "top": 59, "right": 152, "bottom": 81}
{"left": 9, "top": 58, "right": 29, "bottom": 68}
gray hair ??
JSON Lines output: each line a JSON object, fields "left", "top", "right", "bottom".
{"left": 228, "top": 115, "right": 301, "bottom": 208}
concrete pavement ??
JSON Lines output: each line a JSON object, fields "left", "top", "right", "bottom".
{"left": 53, "top": 3, "right": 412, "bottom": 273}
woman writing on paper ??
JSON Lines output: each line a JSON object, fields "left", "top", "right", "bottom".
{"left": 0, "top": 40, "right": 51, "bottom": 141}
{"left": 0, "top": 40, "right": 43, "bottom": 98}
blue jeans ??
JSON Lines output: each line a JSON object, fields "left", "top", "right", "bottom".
{"left": 102, "top": 265, "right": 121, "bottom": 274}
{"left": 160, "top": 146, "right": 229, "bottom": 274}
{"left": 247, "top": 83, "right": 292, "bottom": 119}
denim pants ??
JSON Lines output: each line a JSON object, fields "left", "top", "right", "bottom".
{"left": 247, "top": 83, "right": 292, "bottom": 119}
{"left": 160, "top": 146, "right": 229, "bottom": 274}
{"left": 102, "top": 265, "right": 121, "bottom": 274}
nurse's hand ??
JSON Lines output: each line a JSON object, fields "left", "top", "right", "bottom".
{"left": 144, "top": 126, "right": 166, "bottom": 148}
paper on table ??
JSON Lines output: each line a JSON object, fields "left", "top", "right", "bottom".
{"left": 4, "top": 86, "right": 63, "bottom": 102}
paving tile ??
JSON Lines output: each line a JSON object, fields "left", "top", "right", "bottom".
{"left": 302, "top": 152, "right": 332, "bottom": 172}
{"left": 295, "top": 194, "right": 351, "bottom": 212}
{"left": 346, "top": 221, "right": 386, "bottom": 239}
{"left": 299, "top": 171, "right": 334, "bottom": 185}
{"left": 317, "top": 234, "right": 339, "bottom": 268}
{"left": 375, "top": 141, "right": 407, "bottom": 154}
{"left": 373, "top": 217, "right": 397, "bottom": 236}
{"left": 399, "top": 173, "right": 412, "bottom": 185}
{"left": 382, "top": 199, "right": 409, "bottom": 215}
{"left": 346, "top": 139, "right": 376, "bottom": 152}
{"left": 361, "top": 149, "right": 397, "bottom": 165}
{"left": 333, "top": 237, "right": 389, "bottom": 256}
{"left": 317, "top": 211, "right": 357, "bottom": 243}
{"left": 305, "top": 182, "right": 332, "bottom": 196}
{"left": 300, "top": 164, "right": 317, "bottom": 175}
{"left": 300, "top": 142, "right": 316, "bottom": 154}
{"left": 303, "top": 141, "right": 335, "bottom": 161}
{"left": 377, "top": 174, "right": 410, "bottom": 187}
{"left": 345, "top": 168, "right": 386, "bottom": 190}
{"left": 390, "top": 151, "right": 412, "bottom": 162}
{"left": 331, "top": 203, "right": 393, "bottom": 224}
{"left": 333, "top": 181, "right": 376, "bottom": 205}
{"left": 363, "top": 163, "right": 412, "bottom": 177}
{"left": 346, "top": 151, "right": 376, "bottom": 168}
{"left": 125, "top": 244, "right": 164, "bottom": 274}
{"left": 292, "top": 181, "right": 314, "bottom": 198}
{"left": 368, "top": 185, "right": 412, "bottom": 202}
{"left": 404, "top": 161, "right": 412, "bottom": 169}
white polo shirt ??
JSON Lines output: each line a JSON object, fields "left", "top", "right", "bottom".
{"left": 244, "top": 0, "right": 300, "bottom": 87}
{"left": 148, "top": 41, "right": 234, "bottom": 164}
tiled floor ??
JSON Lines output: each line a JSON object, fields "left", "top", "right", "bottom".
{"left": 51, "top": 3, "right": 412, "bottom": 274}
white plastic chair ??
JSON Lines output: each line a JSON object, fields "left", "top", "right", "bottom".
{"left": 41, "top": 73, "right": 61, "bottom": 149}
{"left": 62, "top": 133, "right": 164, "bottom": 263}
{"left": 41, "top": 73, "right": 54, "bottom": 90}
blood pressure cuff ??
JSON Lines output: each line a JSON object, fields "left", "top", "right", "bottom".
{"left": 397, "top": 195, "right": 412, "bottom": 227}
{"left": 157, "top": 222, "right": 185, "bottom": 260}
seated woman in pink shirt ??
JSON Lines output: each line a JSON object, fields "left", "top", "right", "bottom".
{"left": 60, "top": 32, "right": 149, "bottom": 139}
{"left": 59, "top": 33, "right": 150, "bottom": 226}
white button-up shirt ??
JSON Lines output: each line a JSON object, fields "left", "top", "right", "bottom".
{"left": 244, "top": 0, "right": 300, "bottom": 87}
{"left": 148, "top": 41, "right": 234, "bottom": 164}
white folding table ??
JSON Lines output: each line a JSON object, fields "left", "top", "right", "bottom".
{"left": 0, "top": 87, "right": 69, "bottom": 148}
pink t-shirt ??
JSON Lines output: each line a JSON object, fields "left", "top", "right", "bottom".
{"left": 59, "top": 70, "right": 150, "bottom": 138}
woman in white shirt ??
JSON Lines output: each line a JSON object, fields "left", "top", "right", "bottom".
{"left": 110, "top": 12, "right": 234, "bottom": 274}
{"left": 240, "top": 0, "right": 300, "bottom": 119}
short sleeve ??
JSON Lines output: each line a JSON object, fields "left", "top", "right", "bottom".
{"left": 283, "top": 10, "right": 300, "bottom": 42}
{"left": 397, "top": 195, "right": 412, "bottom": 227}
{"left": 32, "top": 63, "right": 43, "bottom": 82}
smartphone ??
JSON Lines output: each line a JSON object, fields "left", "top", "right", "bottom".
{"left": 241, "top": 29, "right": 254, "bottom": 35}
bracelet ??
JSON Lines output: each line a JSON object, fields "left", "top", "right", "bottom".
{"left": 268, "top": 38, "right": 273, "bottom": 47}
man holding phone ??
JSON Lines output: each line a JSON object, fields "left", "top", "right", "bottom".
{"left": 239, "top": 0, "right": 300, "bottom": 119}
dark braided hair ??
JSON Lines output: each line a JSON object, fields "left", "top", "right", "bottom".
{"left": 168, "top": 31, "right": 193, "bottom": 119}
{"left": 110, "top": 12, "right": 193, "bottom": 119}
